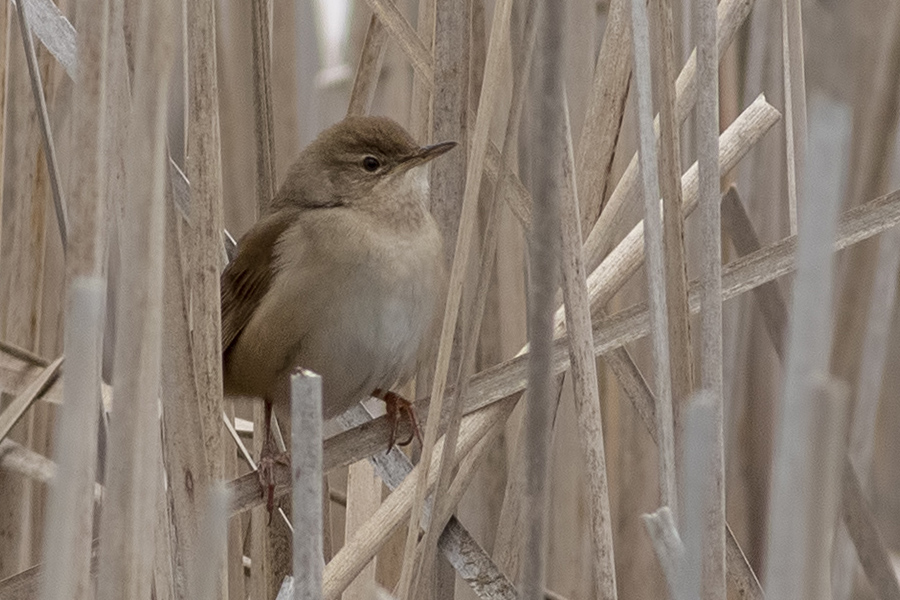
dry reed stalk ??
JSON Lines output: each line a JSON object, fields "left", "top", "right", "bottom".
{"left": 189, "top": 483, "right": 230, "bottom": 600}
{"left": 0, "top": 357, "right": 61, "bottom": 443}
{"left": 520, "top": 4, "right": 564, "bottom": 600}
{"left": 649, "top": 0, "right": 693, "bottom": 427}
{"left": 407, "top": 0, "right": 504, "bottom": 592}
{"left": 342, "top": 459, "right": 380, "bottom": 600}
{"left": 412, "top": 0, "right": 474, "bottom": 585}
{"left": 580, "top": 95, "right": 778, "bottom": 319}
{"left": 833, "top": 226, "right": 900, "bottom": 595}
{"left": 582, "top": 0, "right": 755, "bottom": 270}
{"left": 558, "top": 98, "right": 617, "bottom": 598}
{"left": 409, "top": 0, "right": 435, "bottom": 141}
{"left": 694, "top": 0, "right": 724, "bottom": 598}
{"left": 222, "top": 413, "right": 291, "bottom": 530}
{"left": 0, "top": 341, "right": 47, "bottom": 367}
{"left": 186, "top": 0, "right": 226, "bottom": 486}
{"left": 95, "top": 0, "right": 175, "bottom": 597}
{"left": 337, "top": 400, "right": 521, "bottom": 600}
{"left": 395, "top": 0, "right": 512, "bottom": 595}
{"left": 251, "top": 0, "right": 275, "bottom": 214}
{"left": 0, "top": 1, "right": 7, "bottom": 254}
{"left": 159, "top": 175, "right": 217, "bottom": 599}
{"left": 629, "top": 0, "right": 677, "bottom": 511}
{"left": 574, "top": 0, "right": 631, "bottom": 235}
{"left": 720, "top": 187, "right": 787, "bottom": 357}
{"left": 223, "top": 187, "right": 899, "bottom": 600}
{"left": 362, "top": 0, "right": 432, "bottom": 82}
{"left": 480, "top": 1, "right": 539, "bottom": 585}
{"left": 306, "top": 188, "right": 900, "bottom": 512}
{"left": 841, "top": 458, "right": 900, "bottom": 600}
{"left": 830, "top": 9, "right": 900, "bottom": 597}
{"left": 36, "top": 284, "right": 102, "bottom": 600}
{"left": 726, "top": 194, "right": 900, "bottom": 600}
{"left": 347, "top": 15, "right": 388, "bottom": 118}
{"left": 13, "top": 0, "right": 67, "bottom": 252}
{"left": 249, "top": 1, "right": 277, "bottom": 593}
{"left": 322, "top": 397, "right": 516, "bottom": 600}
{"left": 292, "top": 370, "right": 323, "bottom": 600}
{"left": 723, "top": 192, "right": 899, "bottom": 600}
{"left": 679, "top": 392, "right": 716, "bottom": 600}
{"left": 0, "top": 538, "right": 98, "bottom": 600}
{"left": 803, "top": 377, "right": 849, "bottom": 598}
{"left": 31, "top": 0, "right": 109, "bottom": 588}
{"left": 426, "top": 0, "right": 467, "bottom": 267}
{"left": 779, "top": 0, "right": 806, "bottom": 235}
{"left": 763, "top": 99, "right": 843, "bottom": 600}
{"left": 15, "top": 0, "right": 75, "bottom": 78}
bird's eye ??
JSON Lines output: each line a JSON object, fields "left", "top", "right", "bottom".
{"left": 362, "top": 156, "right": 381, "bottom": 172}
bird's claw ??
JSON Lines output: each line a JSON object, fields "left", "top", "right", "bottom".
{"left": 375, "top": 389, "right": 422, "bottom": 451}
{"left": 256, "top": 449, "right": 290, "bottom": 519}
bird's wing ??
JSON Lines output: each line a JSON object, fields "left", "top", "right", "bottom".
{"left": 221, "top": 209, "right": 298, "bottom": 355}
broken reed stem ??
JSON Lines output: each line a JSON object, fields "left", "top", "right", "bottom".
{"left": 291, "top": 370, "right": 323, "bottom": 600}
{"left": 558, "top": 98, "right": 617, "bottom": 598}
{"left": 695, "top": 0, "right": 724, "bottom": 598}
{"left": 521, "top": 3, "right": 564, "bottom": 600}
{"left": 95, "top": 0, "right": 175, "bottom": 597}
{"left": 346, "top": 14, "right": 388, "bottom": 117}
{"left": 629, "top": 0, "right": 677, "bottom": 511}
{"left": 642, "top": 507, "right": 686, "bottom": 600}
{"left": 13, "top": 0, "right": 68, "bottom": 252}
{"left": 37, "top": 282, "right": 103, "bottom": 600}
{"left": 395, "top": 0, "right": 513, "bottom": 595}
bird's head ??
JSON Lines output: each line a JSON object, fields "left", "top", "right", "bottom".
{"left": 272, "top": 116, "right": 457, "bottom": 211}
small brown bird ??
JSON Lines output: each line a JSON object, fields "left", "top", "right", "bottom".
{"left": 221, "top": 116, "right": 454, "bottom": 500}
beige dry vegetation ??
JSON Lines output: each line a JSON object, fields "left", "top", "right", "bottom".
{"left": 1, "top": 0, "right": 900, "bottom": 599}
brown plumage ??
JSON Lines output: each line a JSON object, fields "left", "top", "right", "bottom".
{"left": 221, "top": 116, "right": 453, "bottom": 438}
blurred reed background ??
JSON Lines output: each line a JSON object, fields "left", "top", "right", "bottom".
{"left": 1, "top": 0, "right": 900, "bottom": 599}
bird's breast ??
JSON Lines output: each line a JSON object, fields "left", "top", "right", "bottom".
{"left": 270, "top": 209, "right": 444, "bottom": 417}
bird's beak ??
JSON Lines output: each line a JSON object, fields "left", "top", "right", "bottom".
{"left": 401, "top": 141, "right": 457, "bottom": 170}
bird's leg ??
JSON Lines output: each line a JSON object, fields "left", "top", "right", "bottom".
{"left": 372, "top": 388, "right": 422, "bottom": 450}
{"left": 257, "top": 397, "right": 290, "bottom": 516}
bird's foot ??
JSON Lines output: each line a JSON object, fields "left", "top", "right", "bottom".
{"left": 373, "top": 389, "right": 422, "bottom": 451}
{"left": 256, "top": 444, "right": 290, "bottom": 518}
